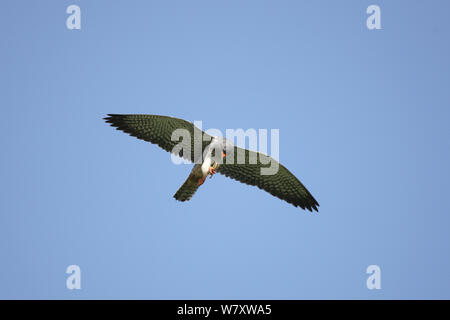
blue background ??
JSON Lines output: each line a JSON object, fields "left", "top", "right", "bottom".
{"left": 1, "top": 0, "right": 449, "bottom": 299}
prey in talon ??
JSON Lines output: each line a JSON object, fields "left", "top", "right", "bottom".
{"left": 208, "top": 150, "right": 226, "bottom": 178}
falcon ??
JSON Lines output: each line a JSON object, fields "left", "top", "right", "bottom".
{"left": 104, "top": 114, "right": 319, "bottom": 211}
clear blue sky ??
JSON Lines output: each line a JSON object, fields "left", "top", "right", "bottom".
{"left": 1, "top": 0, "right": 449, "bottom": 299}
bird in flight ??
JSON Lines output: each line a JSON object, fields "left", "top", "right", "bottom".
{"left": 104, "top": 114, "right": 319, "bottom": 211}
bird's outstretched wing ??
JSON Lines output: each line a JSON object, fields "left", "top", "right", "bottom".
{"left": 104, "top": 114, "right": 212, "bottom": 162}
{"left": 217, "top": 146, "right": 319, "bottom": 211}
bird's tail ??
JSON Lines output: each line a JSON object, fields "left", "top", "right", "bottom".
{"left": 173, "top": 170, "right": 202, "bottom": 202}
{"left": 173, "top": 178, "right": 200, "bottom": 202}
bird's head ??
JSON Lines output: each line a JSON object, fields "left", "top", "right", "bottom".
{"left": 221, "top": 137, "right": 234, "bottom": 157}
{"left": 209, "top": 136, "right": 234, "bottom": 163}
